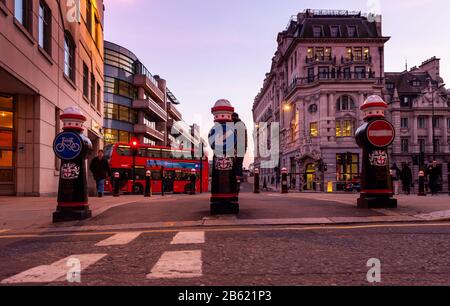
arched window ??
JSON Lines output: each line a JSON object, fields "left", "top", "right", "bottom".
{"left": 336, "top": 95, "right": 355, "bottom": 111}
{"left": 64, "top": 31, "right": 76, "bottom": 82}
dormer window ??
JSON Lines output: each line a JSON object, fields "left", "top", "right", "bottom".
{"left": 330, "top": 26, "right": 340, "bottom": 37}
{"left": 313, "top": 26, "right": 323, "bottom": 38}
{"left": 347, "top": 26, "right": 357, "bottom": 38}
{"left": 386, "top": 83, "right": 394, "bottom": 90}
{"left": 412, "top": 80, "right": 421, "bottom": 87}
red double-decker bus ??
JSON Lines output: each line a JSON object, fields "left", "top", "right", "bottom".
{"left": 104, "top": 143, "right": 209, "bottom": 194}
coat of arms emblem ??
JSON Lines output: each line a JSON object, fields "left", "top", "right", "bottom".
{"left": 369, "top": 150, "right": 388, "bottom": 167}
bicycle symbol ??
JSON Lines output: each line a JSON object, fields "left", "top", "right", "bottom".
{"left": 56, "top": 137, "right": 81, "bottom": 153}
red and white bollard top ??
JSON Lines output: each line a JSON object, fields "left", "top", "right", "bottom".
{"left": 254, "top": 168, "right": 260, "bottom": 175}
{"left": 360, "top": 95, "right": 388, "bottom": 121}
{"left": 281, "top": 168, "right": 288, "bottom": 174}
{"left": 211, "top": 99, "right": 235, "bottom": 123}
{"left": 146, "top": 170, "right": 152, "bottom": 177}
{"left": 60, "top": 107, "right": 87, "bottom": 132}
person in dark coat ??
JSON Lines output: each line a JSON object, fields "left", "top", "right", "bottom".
{"left": 89, "top": 150, "right": 112, "bottom": 197}
{"left": 401, "top": 164, "right": 413, "bottom": 195}
{"left": 427, "top": 161, "right": 441, "bottom": 196}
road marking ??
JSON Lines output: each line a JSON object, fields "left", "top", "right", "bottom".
{"left": 147, "top": 250, "right": 202, "bottom": 279}
{"left": 95, "top": 232, "right": 142, "bottom": 247}
{"left": 0, "top": 229, "right": 9, "bottom": 234}
{"left": 171, "top": 231, "right": 205, "bottom": 245}
{"left": 2, "top": 223, "right": 450, "bottom": 240}
{"left": 1, "top": 254, "right": 107, "bottom": 284}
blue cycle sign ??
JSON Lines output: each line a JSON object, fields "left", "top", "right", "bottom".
{"left": 53, "top": 132, "right": 83, "bottom": 160}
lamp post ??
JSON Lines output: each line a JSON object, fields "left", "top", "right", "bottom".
{"left": 427, "top": 78, "right": 446, "bottom": 161}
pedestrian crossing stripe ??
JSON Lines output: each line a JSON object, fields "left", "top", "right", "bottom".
{"left": 95, "top": 232, "right": 142, "bottom": 247}
{"left": 171, "top": 231, "right": 205, "bottom": 245}
{"left": 1, "top": 254, "right": 107, "bottom": 284}
{"left": 147, "top": 250, "right": 202, "bottom": 279}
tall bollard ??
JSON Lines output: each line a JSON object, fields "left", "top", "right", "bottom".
{"left": 281, "top": 168, "right": 288, "bottom": 194}
{"left": 418, "top": 171, "right": 426, "bottom": 196}
{"left": 145, "top": 170, "right": 152, "bottom": 197}
{"left": 254, "top": 168, "right": 260, "bottom": 194}
{"left": 52, "top": 107, "right": 92, "bottom": 223}
{"left": 190, "top": 169, "right": 197, "bottom": 195}
{"left": 113, "top": 172, "right": 121, "bottom": 197}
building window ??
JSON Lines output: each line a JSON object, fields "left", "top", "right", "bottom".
{"left": 355, "top": 66, "right": 366, "bottom": 79}
{"left": 336, "top": 153, "right": 359, "bottom": 182}
{"left": 386, "top": 83, "right": 394, "bottom": 90}
{"left": 330, "top": 26, "right": 340, "bottom": 37}
{"left": 363, "top": 47, "right": 370, "bottom": 60}
{"left": 64, "top": 32, "right": 76, "bottom": 82}
{"left": 38, "top": 1, "right": 51, "bottom": 54}
{"left": 307, "top": 47, "right": 313, "bottom": 59}
{"left": 313, "top": 26, "right": 322, "bottom": 37}
{"left": 412, "top": 80, "right": 421, "bottom": 87}
{"left": 353, "top": 47, "right": 363, "bottom": 61}
{"left": 15, "top": 0, "right": 31, "bottom": 32}
{"left": 94, "top": 16, "right": 101, "bottom": 49}
{"left": 419, "top": 138, "right": 426, "bottom": 153}
{"left": 401, "top": 139, "right": 409, "bottom": 153}
{"left": 104, "top": 128, "right": 118, "bottom": 144}
{"left": 97, "top": 83, "right": 102, "bottom": 112}
{"left": 318, "top": 67, "right": 329, "bottom": 80}
{"left": 433, "top": 117, "right": 441, "bottom": 129}
{"left": 83, "top": 63, "right": 89, "bottom": 98}
{"left": 105, "top": 49, "right": 136, "bottom": 74}
{"left": 144, "top": 114, "right": 156, "bottom": 128}
{"left": 434, "top": 139, "right": 441, "bottom": 153}
{"left": 401, "top": 118, "right": 409, "bottom": 129}
{"left": 86, "top": 0, "right": 92, "bottom": 34}
{"left": 448, "top": 118, "right": 450, "bottom": 129}
{"left": 310, "top": 122, "right": 318, "bottom": 137}
{"left": 336, "top": 95, "right": 355, "bottom": 111}
{"left": 418, "top": 116, "right": 426, "bottom": 129}
{"left": 90, "top": 73, "right": 95, "bottom": 106}
{"left": 336, "top": 120, "right": 353, "bottom": 137}
{"left": 347, "top": 26, "right": 357, "bottom": 38}
{"left": 0, "top": 95, "right": 15, "bottom": 183}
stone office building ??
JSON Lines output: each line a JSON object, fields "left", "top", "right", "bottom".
{"left": 253, "top": 9, "right": 389, "bottom": 191}
{"left": 0, "top": 0, "right": 105, "bottom": 196}
{"left": 384, "top": 57, "right": 450, "bottom": 192}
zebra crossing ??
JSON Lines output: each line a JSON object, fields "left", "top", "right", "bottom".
{"left": 0, "top": 230, "right": 206, "bottom": 285}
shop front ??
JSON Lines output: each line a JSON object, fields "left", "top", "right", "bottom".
{"left": 0, "top": 95, "right": 15, "bottom": 195}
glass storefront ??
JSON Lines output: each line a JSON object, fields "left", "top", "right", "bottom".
{"left": 0, "top": 95, "right": 15, "bottom": 195}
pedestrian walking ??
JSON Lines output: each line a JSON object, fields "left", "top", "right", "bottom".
{"left": 427, "top": 161, "right": 441, "bottom": 196}
{"left": 390, "top": 163, "right": 401, "bottom": 195}
{"left": 401, "top": 164, "right": 413, "bottom": 195}
{"left": 89, "top": 150, "right": 112, "bottom": 198}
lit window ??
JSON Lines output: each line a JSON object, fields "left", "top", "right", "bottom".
{"left": 310, "top": 122, "right": 318, "bottom": 137}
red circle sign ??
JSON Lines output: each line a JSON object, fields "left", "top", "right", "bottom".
{"left": 367, "top": 120, "right": 395, "bottom": 148}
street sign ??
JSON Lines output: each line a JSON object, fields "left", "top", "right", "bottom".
{"left": 53, "top": 131, "right": 83, "bottom": 160}
{"left": 366, "top": 120, "right": 395, "bottom": 148}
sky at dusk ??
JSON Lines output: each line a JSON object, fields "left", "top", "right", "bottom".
{"left": 103, "top": 0, "right": 450, "bottom": 167}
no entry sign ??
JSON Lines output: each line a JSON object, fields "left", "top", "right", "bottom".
{"left": 367, "top": 120, "right": 395, "bottom": 148}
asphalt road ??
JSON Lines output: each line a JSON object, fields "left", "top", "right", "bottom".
{"left": 75, "top": 189, "right": 382, "bottom": 227}
{"left": 1, "top": 223, "right": 450, "bottom": 286}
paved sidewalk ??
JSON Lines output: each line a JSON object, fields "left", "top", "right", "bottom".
{"left": 0, "top": 195, "right": 173, "bottom": 231}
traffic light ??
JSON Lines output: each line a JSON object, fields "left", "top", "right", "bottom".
{"left": 130, "top": 138, "right": 139, "bottom": 156}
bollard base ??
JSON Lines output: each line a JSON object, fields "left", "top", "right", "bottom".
{"left": 357, "top": 196, "right": 398, "bottom": 209}
{"left": 211, "top": 202, "right": 239, "bottom": 215}
{"left": 53, "top": 207, "right": 92, "bottom": 223}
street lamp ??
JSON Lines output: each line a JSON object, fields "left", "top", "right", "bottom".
{"left": 427, "top": 78, "right": 446, "bottom": 160}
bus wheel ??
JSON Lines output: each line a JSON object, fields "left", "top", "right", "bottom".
{"left": 133, "top": 184, "right": 144, "bottom": 195}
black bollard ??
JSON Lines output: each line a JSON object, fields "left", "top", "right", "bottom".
{"left": 161, "top": 167, "right": 165, "bottom": 197}
{"left": 418, "top": 171, "right": 426, "bottom": 196}
{"left": 254, "top": 169, "right": 260, "bottom": 194}
{"left": 144, "top": 170, "right": 152, "bottom": 197}
{"left": 52, "top": 107, "right": 92, "bottom": 223}
{"left": 355, "top": 95, "right": 397, "bottom": 209}
{"left": 190, "top": 169, "right": 197, "bottom": 195}
{"left": 281, "top": 168, "right": 288, "bottom": 194}
{"left": 113, "top": 172, "right": 121, "bottom": 197}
